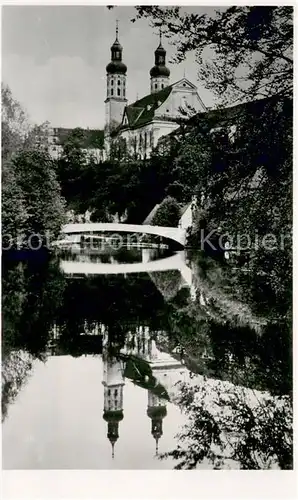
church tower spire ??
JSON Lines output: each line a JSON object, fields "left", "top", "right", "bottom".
{"left": 104, "top": 21, "right": 128, "bottom": 155}
{"left": 147, "top": 391, "right": 167, "bottom": 455}
{"left": 150, "top": 29, "right": 170, "bottom": 94}
{"left": 102, "top": 350, "right": 125, "bottom": 459}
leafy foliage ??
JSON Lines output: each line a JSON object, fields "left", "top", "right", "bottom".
{"left": 161, "top": 381, "right": 292, "bottom": 469}
{"left": 133, "top": 6, "right": 293, "bottom": 104}
{"left": 151, "top": 196, "right": 181, "bottom": 227}
{"left": 2, "top": 85, "right": 66, "bottom": 246}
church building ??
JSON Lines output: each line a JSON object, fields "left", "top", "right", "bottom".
{"left": 104, "top": 24, "right": 207, "bottom": 158}
{"left": 47, "top": 23, "right": 207, "bottom": 161}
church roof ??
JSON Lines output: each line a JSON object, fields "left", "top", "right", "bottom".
{"left": 180, "top": 202, "right": 192, "bottom": 217}
{"left": 122, "top": 85, "right": 173, "bottom": 129}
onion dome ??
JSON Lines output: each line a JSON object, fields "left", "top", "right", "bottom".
{"left": 147, "top": 404, "right": 167, "bottom": 455}
{"left": 106, "top": 22, "right": 127, "bottom": 75}
{"left": 103, "top": 409, "right": 124, "bottom": 423}
{"left": 103, "top": 410, "right": 124, "bottom": 459}
{"left": 147, "top": 405, "right": 167, "bottom": 420}
{"left": 150, "top": 64, "right": 170, "bottom": 78}
{"left": 106, "top": 60, "right": 127, "bottom": 75}
{"left": 150, "top": 32, "right": 170, "bottom": 78}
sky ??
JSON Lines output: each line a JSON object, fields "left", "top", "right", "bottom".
{"left": 2, "top": 6, "right": 216, "bottom": 129}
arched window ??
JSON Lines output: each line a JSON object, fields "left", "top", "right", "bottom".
{"left": 161, "top": 84, "right": 164, "bottom": 89}
{"left": 111, "top": 88, "right": 114, "bottom": 96}
{"left": 123, "top": 89, "right": 126, "bottom": 97}
{"left": 155, "top": 83, "right": 158, "bottom": 90}
{"left": 117, "top": 88, "right": 121, "bottom": 96}
{"left": 111, "top": 80, "right": 114, "bottom": 86}
{"left": 118, "top": 79, "right": 121, "bottom": 86}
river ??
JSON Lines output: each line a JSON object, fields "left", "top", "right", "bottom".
{"left": 1, "top": 246, "right": 292, "bottom": 470}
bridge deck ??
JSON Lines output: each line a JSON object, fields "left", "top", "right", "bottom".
{"left": 61, "top": 223, "right": 186, "bottom": 246}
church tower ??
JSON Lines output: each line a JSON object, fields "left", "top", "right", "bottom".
{"left": 147, "top": 391, "right": 167, "bottom": 455}
{"left": 105, "top": 21, "right": 127, "bottom": 152}
{"left": 150, "top": 31, "right": 170, "bottom": 94}
{"left": 102, "top": 352, "right": 125, "bottom": 458}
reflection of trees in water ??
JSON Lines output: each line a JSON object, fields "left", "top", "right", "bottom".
{"left": 162, "top": 252, "right": 292, "bottom": 397}
{"left": 157, "top": 251, "right": 293, "bottom": 469}
{"left": 148, "top": 270, "right": 184, "bottom": 302}
{"left": 55, "top": 273, "right": 167, "bottom": 339}
{"left": 2, "top": 255, "right": 66, "bottom": 358}
{"left": 160, "top": 381, "right": 292, "bottom": 470}
{"left": 2, "top": 350, "right": 35, "bottom": 422}
{"left": 2, "top": 255, "right": 65, "bottom": 421}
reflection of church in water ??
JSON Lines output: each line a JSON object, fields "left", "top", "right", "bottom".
{"left": 102, "top": 325, "right": 186, "bottom": 458}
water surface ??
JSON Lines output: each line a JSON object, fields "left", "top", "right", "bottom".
{"left": 2, "top": 246, "right": 292, "bottom": 469}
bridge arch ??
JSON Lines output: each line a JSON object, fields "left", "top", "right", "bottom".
{"left": 61, "top": 223, "right": 186, "bottom": 247}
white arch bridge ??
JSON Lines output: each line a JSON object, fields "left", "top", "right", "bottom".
{"left": 61, "top": 223, "right": 186, "bottom": 247}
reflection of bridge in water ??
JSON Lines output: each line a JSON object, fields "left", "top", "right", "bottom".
{"left": 62, "top": 222, "right": 186, "bottom": 247}
{"left": 60, "top": 250, "right": 195, "bottom": 296}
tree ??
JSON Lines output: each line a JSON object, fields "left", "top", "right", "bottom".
{"left": 133, "top": 6, "right": 293, "bottom": 104}
{"left": 2, "top": 85, "right": 66, "bottom": 247}
{"left": 152, "top": 196, "right": 181, "bottom": 227}
{"left": 13, "top": 150, "right": 66, "bottom": 241}
{"left": 161, "top": 380, "right": 292, "bottom": 469}
{"left": 2, "top": 83, "right": 51, "bottom": 160}
{"left": 57, "top": 128, "right": 89, "bottom": 212}
{"left": 2, "top": 160, "right": 28, "bottom": 246}
{"left": 1, "top": 83, "right": 30, "bottom": 161}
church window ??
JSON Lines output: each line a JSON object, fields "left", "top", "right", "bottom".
{"left": 111, "top": 80, "right": 114, "bottom": 86}
{"left": 183, "top": 83, "right": 186, "bottom": 87}
{"left": 111, "top": 88, "right": 114, "bottom": 96}
{"left": 118, "top": 79, "right": 121, "bottom": 86}
{"left": 116, "top": 51, "right": 120, "bottom": 58}
{"left": 117, "top": 88, "right": 121, "bottom": 96}
{"left": 161, "top": 84, "right": 164, "bottom": 89}
{"left": 155, "top": 83, "right": 158, "bottom": 90}
{"left": 123, "top": 89, "right": 126, "bottom": 97}
{"left": 115, "top": 389, "right": 118, "bottom": 396}
{"left": 108, "top": 389, "right": 111, "bottom": 396}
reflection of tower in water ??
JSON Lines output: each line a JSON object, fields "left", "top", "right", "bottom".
{"left": 147, "top": 391, "right": 167, "bottom": 455}
{"left": 102, "top": 350, "right": 125, "bottom": 459}
{"left": 126, "top": 325, "right": 154, "bottom": 360}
